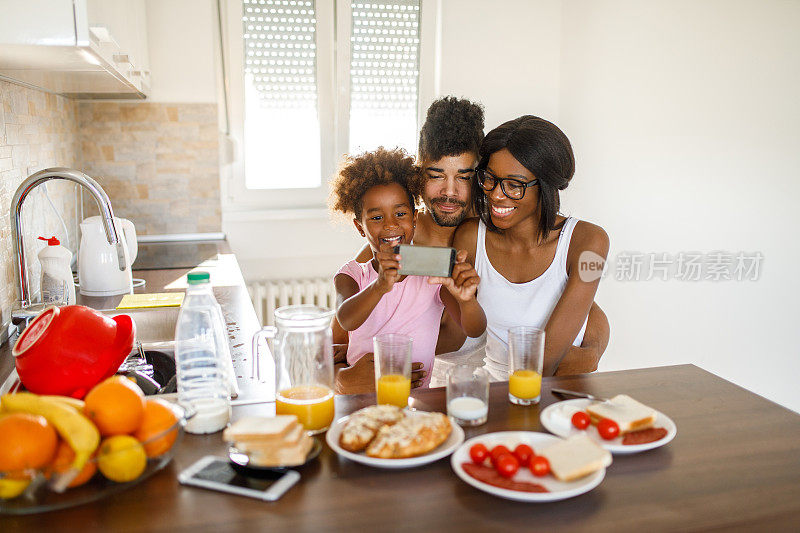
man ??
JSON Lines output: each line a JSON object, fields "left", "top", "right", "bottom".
{"left": 335, "top": 97, "right": 609, "bottom": 393}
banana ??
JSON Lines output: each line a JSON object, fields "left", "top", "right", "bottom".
{"left": 41, "top": 395, "right": 85, "bottom": 412}
{"left": 1, "top": 393, "right": 100, "bottom": 472}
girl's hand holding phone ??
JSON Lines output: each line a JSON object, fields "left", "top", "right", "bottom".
{"left": 374, "top": 244, "right": 402, "bottom": 294}
{"left": 430, "top": 250, "right": 480, "bottom": 302}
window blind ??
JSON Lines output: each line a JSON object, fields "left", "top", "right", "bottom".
{"left": 349, "top": 0, "right": 421, "bottom": 153}
{"left": 243, "top": 0, "right": 317, "bottom": 109}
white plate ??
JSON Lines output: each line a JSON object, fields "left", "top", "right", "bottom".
{"left": 450, "top": 431, "right": 606, "bottom": 502}
{"left": 326, "top": 410, "right": 465, "bottom": 469}
{"left": 540, "top": 399, "right": 677, "bottom": 455}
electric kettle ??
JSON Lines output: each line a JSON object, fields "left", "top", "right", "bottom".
{"left": 78, "top": 216, "right": 138, "bottom": 296}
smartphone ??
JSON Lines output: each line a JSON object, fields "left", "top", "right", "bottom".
{"left": 178, "top": 456, "right": 300, "bottom": 501}
{"left": 394, "top": 244, "right": 456, "bottom": 277}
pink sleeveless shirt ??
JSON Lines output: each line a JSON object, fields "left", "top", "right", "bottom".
{"left": 336, "top": 259, "right": 444, "bottom": 387}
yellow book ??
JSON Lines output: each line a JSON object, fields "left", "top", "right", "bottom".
{"left": 116, "top": 293, "right": 185, "bottom": 309}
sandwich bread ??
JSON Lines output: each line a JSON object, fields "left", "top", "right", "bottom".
{"left": 586, "top": 394, "right": 657, "bottom": 434}
{"left": 539, "top": 434, "right": 613, "bottom": 482}
{"left": 223, "top": 415, "right": 313, "bottom": 467}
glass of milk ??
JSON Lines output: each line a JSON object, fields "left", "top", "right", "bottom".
{"left": 446, "top": 365, "right": 489, "bottom": 426}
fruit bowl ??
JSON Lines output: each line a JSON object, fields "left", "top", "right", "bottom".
{"left": 0, "top": 401, "right": 188, "bottom": 515}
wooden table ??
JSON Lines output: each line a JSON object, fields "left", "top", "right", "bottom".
{"left": 4, "top": 364, "right": 799, "bottom": 531}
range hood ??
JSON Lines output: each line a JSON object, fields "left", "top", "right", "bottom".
{"left": 0, "top": 0, "right": 148, "bottom": 99}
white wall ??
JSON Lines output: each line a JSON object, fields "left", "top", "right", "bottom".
{"left": 145, "top": 0, "right": 217, "bottom": 103}
{"left": 435, "top": 0, "right": 562, "bottom": 128}
{"left": 557, "top": 0, "right": 800, "bottom": 412}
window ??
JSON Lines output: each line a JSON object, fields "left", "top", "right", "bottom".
{"left": 242, "top": 0, "right": 320, "bottom": 190}
{"left": 221, "top": 0, "right": 432, "bottom": 210}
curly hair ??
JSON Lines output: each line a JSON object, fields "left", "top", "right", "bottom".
{"left": 417, "top": 96, "right": 485, "bottom": 162}
{"left": 329, "top": 147, "right": 418, "bottom": 219}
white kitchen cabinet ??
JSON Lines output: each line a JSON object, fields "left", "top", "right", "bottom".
{"left": 0, "top": 0, "right": 151, "bottom": 98}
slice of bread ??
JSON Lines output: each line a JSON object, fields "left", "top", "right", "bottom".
{"left": 586, "top": 394, "right": 657, "bottom": 434}
{"left": 539, "top": 434, "right": 613, "bottom": 482}
{"left": 234, "top": 424, "right": 305, "bottom": 452}
{"left": 223, "top": 415, "right": 299, "bottom": 443}
{"left": 247, "top": 432, "right": 314, "bottom": 467}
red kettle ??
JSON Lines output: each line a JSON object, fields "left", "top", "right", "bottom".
{"left": 12, "top": 305, "right": 136, "bottom": 399}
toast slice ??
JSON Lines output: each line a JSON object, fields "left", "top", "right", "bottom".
{"left": 539, "top": 434, "right": 612, "bottom": 482}
{"left": 586, "top": 394, "right": 657, "bottom": 434}
{"left": 233, "top": 424, "right": 305, "bottom": 452}
{"left": 246, "top": 432, "right": 314, "bottom": 467}
{"left": 223, "top": 415, "right": 299, "bottom": 443}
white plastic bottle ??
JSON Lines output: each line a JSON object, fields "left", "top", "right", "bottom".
{"left": 38, "top": 236, "right": 75, "bottom": 306}
{"left": 174, "top": 271, "right": 232, "bottom": 434}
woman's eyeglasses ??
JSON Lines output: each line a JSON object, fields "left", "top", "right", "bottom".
{"left": 477, "top": 169, "right": 538, "bottom": 200}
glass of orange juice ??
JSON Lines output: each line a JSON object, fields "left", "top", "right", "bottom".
{"left": 253, "top": 305, "right": 336, "bottom": 434}
{"left": 508, "top": 326, "right": 544, "bottom": 406}
{"left": 373, "top": 333, "right": 412, "bottom": 408}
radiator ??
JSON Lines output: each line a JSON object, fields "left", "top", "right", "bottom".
{"left": 248, "top": 278, "right": 337, "bottom": 326}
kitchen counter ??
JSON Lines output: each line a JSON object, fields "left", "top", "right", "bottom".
{"left": 0, "top": 239, "right": 270, "bottom": 402}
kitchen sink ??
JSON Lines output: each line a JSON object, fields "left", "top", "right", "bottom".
{"left": 101, "top": 307, "right": 180, "bottom": 346}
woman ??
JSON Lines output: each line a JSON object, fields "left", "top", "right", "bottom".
{"left": 452, "top": 115, "right": 609, "bottom": 378}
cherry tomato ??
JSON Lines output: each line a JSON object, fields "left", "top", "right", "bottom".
{"left": 490, "top": 445, "right": 511, "bottom": 466}
{"left": 571, "top": 411, "right": 591, "bottom": 430}
{"left": 513, "top": 444, "right": 534, "bottom": 467}
{"left": 530, "top": 455, "right": 551, "bottom": 477}
{"left": 598, "top": 418, "right": 620, "bottom": 440}
{"left": 469, "top": 443, "right": 489, "bottom": 465}
{"left": 495, "top": 453, "right": 519, "bottom": 478}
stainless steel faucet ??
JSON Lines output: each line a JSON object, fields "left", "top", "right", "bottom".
{"left": 10, "top": 167, "right": 125, "bottom": 328}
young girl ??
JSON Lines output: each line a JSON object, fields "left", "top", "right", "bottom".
{"left": 330, "top": 147, "right": 486, "bottom": 388}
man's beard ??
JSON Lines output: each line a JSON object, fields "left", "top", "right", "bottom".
{"left": 427, "top": 197, "right": 468, "bottom": 227}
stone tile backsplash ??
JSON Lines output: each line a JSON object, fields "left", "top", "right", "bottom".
{"left": 0, "top": 80, "right": 80, "bottom": 327}
{"left": 78, "top": 102, "right": 221, "bottom": 236}
{"left": 0, "top": 82, "right": 221, "bottom": 328}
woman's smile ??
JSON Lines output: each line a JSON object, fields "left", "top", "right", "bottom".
{"left": 489, "top": 201, "right": 518, "bottom": 220}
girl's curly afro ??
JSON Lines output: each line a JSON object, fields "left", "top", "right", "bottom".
{"left": 329, "top": 147, "right": 418, "bottom": 219}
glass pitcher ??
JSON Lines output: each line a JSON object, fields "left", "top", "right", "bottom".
{"left": 252, "top": 305, "right": 335, "bottom": 434}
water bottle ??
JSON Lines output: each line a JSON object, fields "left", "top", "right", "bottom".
{"left": 175, "top": 271, "right": 231, "bottom": 434}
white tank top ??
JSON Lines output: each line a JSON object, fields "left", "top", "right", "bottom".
{"left": 476, "top": 217, "right": 588, "bottom": 380}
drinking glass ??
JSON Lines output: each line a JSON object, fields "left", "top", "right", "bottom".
{"left": 446, "top": 365, "right": 489, "bottom": 426}
{"left": 507, "top": 326, "right": 545, "bottom": 405}
{"left": 252, "top": 305, "right": 335, "bottom": 434}
{"left": 373, "top": 333, "right": 412, "bottom": 408}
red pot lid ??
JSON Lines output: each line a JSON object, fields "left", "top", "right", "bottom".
{"left": 13, "top": 307, "right": 57, "bottom": 356}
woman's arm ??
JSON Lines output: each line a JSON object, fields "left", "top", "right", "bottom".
{"left": 555, "top": 302, "right": 609, "bottom": 375}
{"left": 542, "top": 221, "right": 609, "bottom": 376}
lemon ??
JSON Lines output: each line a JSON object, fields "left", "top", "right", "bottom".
{"left": 97, "top": 436, "right": 147, "bottom": 483}
{"left": 0, "top": 478, "right": 31, "bottom": 499}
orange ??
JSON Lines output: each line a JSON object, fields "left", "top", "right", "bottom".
{"left": 46, "top": 441, "right": 97, "bottom": 488}
{"left": 0, "top": 413, "right": 58, "bottom": 476}
{"left": 133, "top": 399, "right": 179, "bottom": 457}
{"left": 83, "top": 376, "right": 146, "bottom": 436}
